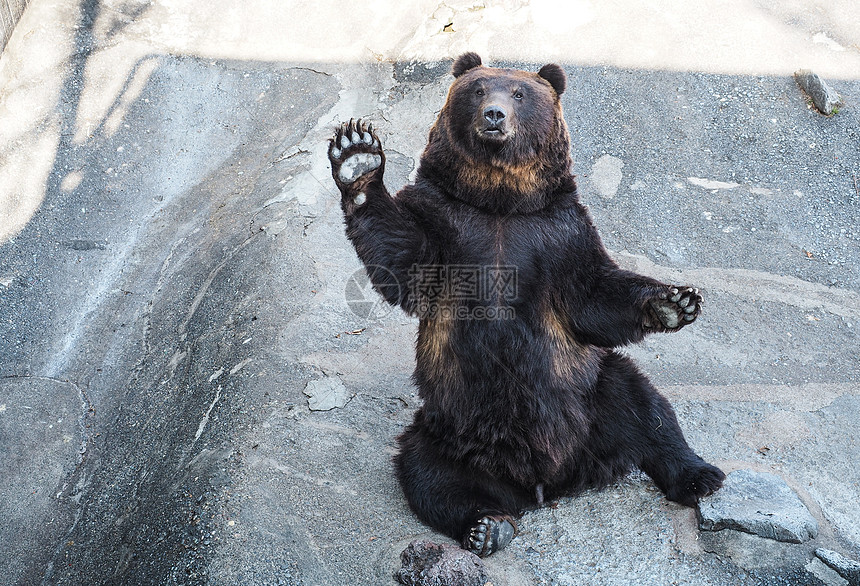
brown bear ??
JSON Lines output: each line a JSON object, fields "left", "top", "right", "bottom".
{"left": 327, "top": 53, "right": 724, "bottom": 557}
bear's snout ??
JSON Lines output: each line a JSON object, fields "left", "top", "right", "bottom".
{"left": 477, "top": 97, "right": 513, "bottom": 141}
{"left": 483, "top": 105, "right": 506, "bottom": 126}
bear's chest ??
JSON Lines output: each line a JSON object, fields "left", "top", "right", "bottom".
{"left": 444, "top": 206, "right": 578, "bottom": 262}
{"left": 430, "top": 206, "right": 583, "bottom": 307}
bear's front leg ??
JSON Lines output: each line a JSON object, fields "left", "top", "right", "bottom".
{"left": 644, "top": 286, "right": 702, "bottom": 332}
{"left": 327, "top": 119, "right": 432, "bottom": 313}
{"left": 328, "top": 118, "right": 385, "bottom": 213}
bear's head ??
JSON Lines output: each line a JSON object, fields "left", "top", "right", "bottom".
{"left": 419, "top": 53, "right": 575, "bottom": 213}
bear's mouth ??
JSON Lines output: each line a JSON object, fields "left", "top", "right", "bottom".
{"left": 479, "top": 126, "right": 507, "bottom": 141}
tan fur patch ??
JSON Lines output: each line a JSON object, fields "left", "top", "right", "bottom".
{"left": 416, "top": 311, "right": 457, "bottom": 380}
{"left": 542, "top": 300, "right": 596, "bottom": 381}
{"left": 458, "top": 160, "right": 545, "bottom": 194}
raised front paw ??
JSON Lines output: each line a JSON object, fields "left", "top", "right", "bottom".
{"left": 646, "top": 286, "right": 702, "bottom": 331}
{"left": 328, "top": 118, "right": 384, "bottom": 194}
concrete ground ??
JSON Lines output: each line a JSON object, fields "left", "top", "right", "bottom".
{"left": 1, "top": 1, "right": 859, "bottom": 584}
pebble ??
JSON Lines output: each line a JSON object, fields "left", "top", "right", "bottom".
{"left": 303, "top": 376, "right": 350, "bottom": 411}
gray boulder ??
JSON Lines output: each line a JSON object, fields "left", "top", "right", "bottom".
{"left": 816, "top": 548, "right": 860, "bottom": 586}
{"left": 698, "top": 469, "right": 818, "bottom": 543}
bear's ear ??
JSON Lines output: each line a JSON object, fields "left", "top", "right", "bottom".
{"left": 452, "top": 52, "right": 483, "bottom": 78}
{"left": 538, "top": 63, "right": 566, "bottom": 96}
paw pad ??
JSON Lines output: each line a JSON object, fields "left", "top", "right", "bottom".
{"left": 648, "top": 286, "right": 702, "bottom": 330}
{"left": 328, "top": 118, "right": 383, "bottom": 185}
{"left": 339, "top": 153, "right": 382, "bottom": 183}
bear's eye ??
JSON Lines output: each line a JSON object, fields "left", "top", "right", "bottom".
{"left": 513, "top": 91, "right": 524, "bottom": 100}
{"left": 476, "top": 89, "right": 485, "bottom": 96}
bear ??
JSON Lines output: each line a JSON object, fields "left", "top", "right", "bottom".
{"left": 327, "top": 52, "right": 725, "bottom": 558}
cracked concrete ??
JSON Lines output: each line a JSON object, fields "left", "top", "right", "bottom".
{"left": 1, "top": 0, "right": 860, "bottom": 584}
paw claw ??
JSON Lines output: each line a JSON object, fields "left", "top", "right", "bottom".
{"left": 667, "top": 463, "right": 726, "bottom": 507}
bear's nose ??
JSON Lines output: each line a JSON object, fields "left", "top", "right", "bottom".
{"left": 483, "top": 105, "right": 506, "bottom": 125}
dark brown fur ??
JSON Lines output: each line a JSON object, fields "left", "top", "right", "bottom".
{"left": 327, "top": 53, "right": 724, "bottom": 556}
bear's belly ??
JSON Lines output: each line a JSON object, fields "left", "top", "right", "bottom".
{"left": 414, "top": 315, "right": 603, "bottom": 486}
{"left": 415, "top": 310, "right": 603, "bottom": 399}
{"left": 438, "top": 391, "right": 591, "bottom": 488}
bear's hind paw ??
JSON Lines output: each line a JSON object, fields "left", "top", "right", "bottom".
{"left": 328, "top": 118, "right": 383, "bottom": 186}
{"left": 464, "top": 515, "right": 517, "bottom": 558}
{"left": 666, "top": 463, "right": 726, "bottom": 507}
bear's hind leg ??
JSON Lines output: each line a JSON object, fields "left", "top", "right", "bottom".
{"left": 593, "top": 352, "right": 724, "bottom": 507}
{"left": 635, "top": 394, "right": 725, "bottom": 506}
{"left": 394, "top": 418, "right": 528, "bottom": 557}
{"left": 638, "top": 416, "right": 726, "bottom": 508}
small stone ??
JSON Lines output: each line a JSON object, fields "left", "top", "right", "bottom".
{"left": 697, "top": 469, "right": 818, "bottom": 543}
{"left": 816, "top": 549, "right": 860, "bottom": 585}
{"left": 303, "top": 376, "right": 350, "bottom": 411}
{"left": 795, "top": 69, "right": 843, "bottom": 115}
{"left": 395, "top": 540, "right": 489, "bottom": 586}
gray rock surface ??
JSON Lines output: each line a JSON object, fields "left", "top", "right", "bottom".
{"left": 303, "top": 376, "right": 351, "bottom": 411}
{"left": 2, "top": 0, "right": 860, "bottom": 584}
{"left": 817, "top": 549, "right": 860, "bottom": 585}
{"left": 806, "top": 557, "right": 851, "bottom": 586}
{"left": 795, "top": 69, "right": 844, "bottom": 115}
{"left": 396, "top": 541, "right": 489, "bottom": 586}
{"left": 698, "top": 469, "right": 818, "bottom": 543}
